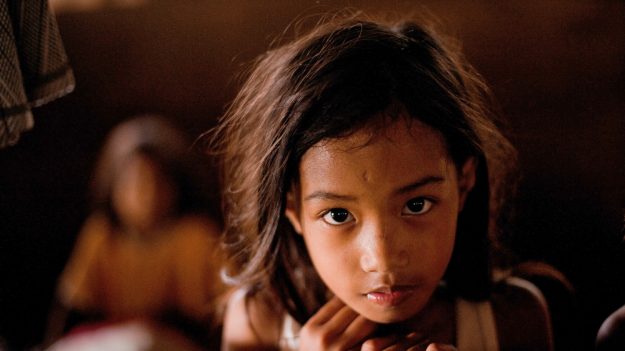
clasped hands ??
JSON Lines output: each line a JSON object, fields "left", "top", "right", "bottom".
{"left": 299, "top": 297, "right": 457, "bottom": 351}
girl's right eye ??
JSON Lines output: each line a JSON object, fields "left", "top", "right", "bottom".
{"left": 322, "top": 208, "right": 354, "bottom": 225}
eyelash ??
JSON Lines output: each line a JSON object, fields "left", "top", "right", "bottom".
{"left": 319, "top": 197, "right": 434, "bottom": 226}
{"left": 401, "top": 197, "right": 434, "bottom": 216}
{"left": 321, "top": 208, "right": 354, "bottom": 226}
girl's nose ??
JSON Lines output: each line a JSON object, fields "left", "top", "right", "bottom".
{"left": 359, "top": 219, "right": 409, "bottom": 273}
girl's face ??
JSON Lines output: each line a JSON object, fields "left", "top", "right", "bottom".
{"left": 286, "top": 118, "right": 476, "bottom": 323}
{"left": 112, "top": 153, "right": 178, "bottom": 232}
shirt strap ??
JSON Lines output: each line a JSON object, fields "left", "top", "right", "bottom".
{"left": 456, "top": 298, "right": 499, "bottom": 351}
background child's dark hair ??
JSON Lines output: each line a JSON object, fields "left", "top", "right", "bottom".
{"left": 210, "top": 13, "right": 517, "bottom": 324}
{"left": 93, "top": 115, "right": 219, "bottom": 228}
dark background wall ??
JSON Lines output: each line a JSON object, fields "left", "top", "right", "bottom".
{"left": 0, "top": 1, "right": 623, "bottom": 349}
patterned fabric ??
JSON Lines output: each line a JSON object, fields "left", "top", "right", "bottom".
{"left": 0, "top": 0, "right": 74, "bottom": 148}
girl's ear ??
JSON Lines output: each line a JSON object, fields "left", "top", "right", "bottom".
{"left": 457, "top": 157, "right": 477, "bottom": 211}
{"left": 285, "top": 186, "right": 303, "bottom": 234}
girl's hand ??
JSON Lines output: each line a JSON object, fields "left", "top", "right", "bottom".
{"left": 362, "top": 339, "right": 457, "bottom": 351}
{"left": 299, "top": 297, "right": 377, "bottom": 351}
{"left": 298, "top": 297, "right": 458, "bottom": 351}
{"left": 360, "top": 332, "right": 429, "bottom": 351}
{"left": 425, "top": 343, "right": 457, "bottom": 351}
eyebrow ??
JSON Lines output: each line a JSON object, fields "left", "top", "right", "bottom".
{"left": 303, "top": 191, "right": 357, "bottom": 202}
{"left": 394, "top": 175, "right": 446, "bottom": 195}
{"left": 303, "top": 175, "right": 445, "bottom": 202}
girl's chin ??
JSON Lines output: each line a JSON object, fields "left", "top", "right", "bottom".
{"left": 365, "top": 313, "right": 410, "bottom": 324}
{"left": 353, "top": 301, "right": 424, "bottom": 324}
{"left": 348, "top": 292, "right": 429, "bottom": 324}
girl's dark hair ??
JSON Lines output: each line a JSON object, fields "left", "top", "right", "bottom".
{"left": 93, "top": 115, "right": 219, "bottom": 227}
{"left": 210, "top": 14, "right": 517, "bottom": 325}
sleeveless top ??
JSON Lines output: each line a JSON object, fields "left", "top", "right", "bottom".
{"left": 278, "top": 277, "right": 546, "bottom": 351}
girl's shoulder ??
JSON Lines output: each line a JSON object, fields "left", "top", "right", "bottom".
{"left": 490, "top": 276, "right": 554, "bottom": 350}
{"left": 222, "top": 287, "right": 283, "bottom": 351}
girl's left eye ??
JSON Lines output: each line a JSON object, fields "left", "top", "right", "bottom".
{"left": 321, "top": 208, "right": 354, "bottom": 225}
{"left": 401, "top": 197, "right": 433, "bottom": 215}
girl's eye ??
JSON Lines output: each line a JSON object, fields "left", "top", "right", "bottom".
{"left": 402, "top": 197, "right": 433, "bottom": 215}
{"left": 322, "top": 208, "right": 354, "bottom": 225}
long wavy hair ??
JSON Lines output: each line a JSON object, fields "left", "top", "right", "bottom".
{"left": 208, "top": 13, "right": 517, "bottom": 325}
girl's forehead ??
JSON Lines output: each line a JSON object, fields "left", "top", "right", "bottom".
{"left": 300, "top": 117, "right": 452, "bottom": 181}
{"left": 310, "top": 117, "right": 447, "bottom": 155}
{"left": 298, "top": 117, "right": 455, "bottom": 198}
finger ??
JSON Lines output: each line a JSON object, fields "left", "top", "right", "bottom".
{"left": 325, "top": 314, "right": 378, "bottom": 350}
{"left": 372, "top": 332, "right": 429, "bottom": 351}
{"left": 399, "top": 332, "right": 428, "bottom": 349}
{"left": 425, "top": 343, "right": 457, "bottom": 351}
{"left": 361, "top": 334, "right": 399, "bottom": 351}
{"left": 307, "top": 296, "right": 346, "bottom": 325}
{"left": 308, "top": 304, "right": 359, "bottom": 343}
{"left": 301, "top": 299, "right": 363, "bottom": 349}
{"left": 320, "top": 305, "right": 377, "bottom": 349}
{"left": 407, "top": 340, "right": 432, "bottom": 351}
{"left": 323, "top": 303, "right": 360, "bottom": 334}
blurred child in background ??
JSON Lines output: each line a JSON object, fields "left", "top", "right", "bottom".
{"left": 47, "top": 115, "right": 224, "bottom": 350}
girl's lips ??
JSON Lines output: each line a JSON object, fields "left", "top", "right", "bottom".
{"left": 365, "top": 286, "right": 416, "bottom": 307}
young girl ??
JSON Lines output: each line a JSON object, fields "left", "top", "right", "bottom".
{"left": 211, "top": 14, "right": 553, "bottom": 351}
{"left": 51, "top": 116, "right": 224, "bottom": 348}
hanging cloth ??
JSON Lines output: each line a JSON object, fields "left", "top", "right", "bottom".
{"left": 0, "top": 0, "right": 75, "bottom": 148}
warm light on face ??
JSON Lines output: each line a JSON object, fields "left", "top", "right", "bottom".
{"left": 286, "top": 118, "right": 472, "bottom": 324}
